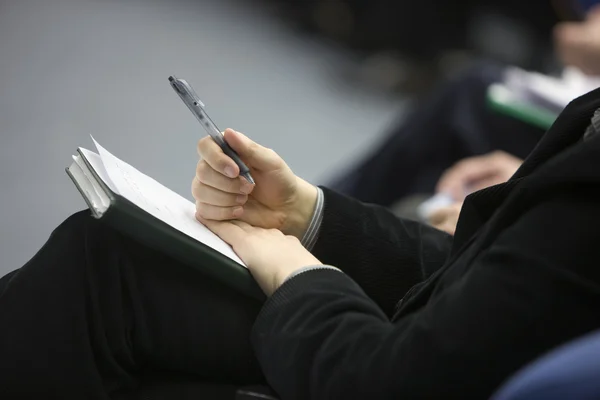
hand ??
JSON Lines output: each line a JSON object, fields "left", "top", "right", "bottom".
{"left": 436, "top": 151, "right": 523, "bottom": 201}
{"left": 193, "top": 129, "right": 318, "bottom": 239}
{"left": 554, "top": 8, "right": 600, "bottom": 75}
{"left": 202, "top": 219, "right": 322, "bottom": 296}
{"left": 428, "top": 202, "right": 462, "bottom": 236}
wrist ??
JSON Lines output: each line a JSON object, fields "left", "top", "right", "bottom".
{"left": 282, "top": 177, "right": 318, "bottom": 239}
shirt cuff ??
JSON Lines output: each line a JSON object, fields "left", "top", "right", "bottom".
{"left": 300, "top": 186, "right": 324, "bottom": 251}
{"left": 283, "top": 265, "right": 342, "bottom": 284}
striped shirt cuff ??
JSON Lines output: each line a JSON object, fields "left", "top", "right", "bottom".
{"left": 300, "top": 186, "right": 324, "bottom": 251}
{"left": 283, "top": 265, "right": 342, "bottom": 284}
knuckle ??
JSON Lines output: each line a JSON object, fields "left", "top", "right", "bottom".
{"left": 197, "top": 137, "right": 210, "bottom": 155}
{"left": 191, "top": 178, "right": 200, "bottom": 199}
{"left": 195, "top": 204, "right": 209, "bottom": 219}
{"left": 265, "top": 147, "right": 283, "bottom": 164}
{"left": 223, "top": 207, "right": 236, "bottom": 220}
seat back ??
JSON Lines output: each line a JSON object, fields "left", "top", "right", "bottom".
{"left": 492, "top": 329, "right": 600, "bottom": 400}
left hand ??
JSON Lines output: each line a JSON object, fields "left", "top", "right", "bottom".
{"left": 201, "top": 219, "right": 322, "bottom": 296}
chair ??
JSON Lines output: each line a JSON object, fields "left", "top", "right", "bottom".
{"left": 492, "top": 329, "right": 600, "bottom": 400}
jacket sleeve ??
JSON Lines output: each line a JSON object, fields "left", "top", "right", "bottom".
{"left": 252, "top": 191, "right": 600, "bottom": 399}
{"left": 311, "top": 187, "right": 453, "bottom": 316}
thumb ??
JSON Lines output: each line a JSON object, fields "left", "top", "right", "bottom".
{"left": 223, "top": 129, "right": 282, "bottom": 170}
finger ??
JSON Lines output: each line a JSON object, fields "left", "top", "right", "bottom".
{"left": 430, "top": 210, "right": 460, "bottom": 235}
{"left": 437, "top": 166, "right": 483, "bottom": 200}
{"left": 469, "top": 175, "right": 507, "bottom": 193}
{"left": 196, "top": 160, "right": 254, "bottom": 195}
{"left": 197, "top": 136, "right": 240, "bottom": 178}
{"left": 428, "top": 207, "right": 453, "bottom": 226}
{"left": 192, "top": 179, "right": 248, "bottom": 206}
{"left": 436, "top": 175, "right": 466, "bottom": 201}
{"left": 436, "top": 156, "right": 500, "bottom": 197}
{"left": 195, "top": 202, "right": 244, "bottom": 221}
{"left": 435, "top": 221, "right": 456, "bottom": 236}
{"left": 223, "top": 129, "right": 283, "bottom": 170}
{"left": 200, "top": 219, "right": 246, "bottom": 246}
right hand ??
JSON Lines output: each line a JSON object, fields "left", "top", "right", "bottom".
{"left": 192, "top": 129, "right": 318, "bottom": 239}
{"left": 436, "top": 151, "right": 523, "bottom": 201}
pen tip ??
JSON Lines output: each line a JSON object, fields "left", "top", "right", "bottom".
{"left": 168, "top": 76, "right": 175, "bottom": 82}
{"left": 244, "top": 174, "right": 255, "bottom": 185}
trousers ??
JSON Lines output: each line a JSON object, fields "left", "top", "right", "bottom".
{"left": 330, "top": 64, "right": 545, "bottom": 206}
{"left": 0, "top": 211, "right": 265, "bottom": 399}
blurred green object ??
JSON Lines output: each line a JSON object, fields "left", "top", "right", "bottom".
{"left": 486, "top": 83, "right": 558, "bottom": 130}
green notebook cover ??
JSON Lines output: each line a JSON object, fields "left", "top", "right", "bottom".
{"left": 486, "top": 83, "right": 558, "bottom": 130}
{"left": 66, "top": 148, "right": 265, "bottom": 302}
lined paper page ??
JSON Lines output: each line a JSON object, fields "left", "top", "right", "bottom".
{"left": 90, "top": 137, "right": 245, "bottom": 266}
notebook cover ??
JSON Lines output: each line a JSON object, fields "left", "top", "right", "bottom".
{"left": 486, "top": 84, "right": 558, "bottom": 130}
{"left": 67, "top": 149, "right": 265, "bottom": 302}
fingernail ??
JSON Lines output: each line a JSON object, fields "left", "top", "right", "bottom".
{"left": 240, "top": 182, "right": 253, "bottom": 194}
{"left": 224, "top": 166, "right": 237, "bottom": 178}
{"left": 236, "top": 194, "right": 247, "bottom": 204}
{"left": 233, "top": 207, "right": 243, "bottom": 218}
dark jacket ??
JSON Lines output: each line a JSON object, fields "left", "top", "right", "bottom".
{"left": 251, "top": 89, "right": 600, "bottom": 399}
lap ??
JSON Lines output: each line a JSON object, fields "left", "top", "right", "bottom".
{"left": 0, "top": 211, "right": 264, "bottom": 398}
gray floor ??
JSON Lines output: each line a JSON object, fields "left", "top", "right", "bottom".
{"left": 0, "top": 0, "right": 405, "bottom": 274}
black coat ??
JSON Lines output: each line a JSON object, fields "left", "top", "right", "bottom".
{"left": 251, "top": 89, "right": 600, "bottom": 399}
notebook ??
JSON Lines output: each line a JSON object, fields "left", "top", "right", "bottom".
{"left": 66, "top": 137, "right": 264, "bottom": 300}
{"left": 487, "top": 67, "right": 600, "bottom": 130}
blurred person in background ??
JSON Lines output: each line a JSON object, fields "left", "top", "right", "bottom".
{"left": 330, "top": 3, "right": 600, "bottom": 235}
{"left": 329, "top": 63, "right": 538, "bottom": 209}
{"left": 273, "top": 0, "right": 561, "bottom": 92}
{"left": 427, "top": 151, "right": 524, "bottom": 235}
{"left": 555, "top": 2, "right": 600, "bottom": 74}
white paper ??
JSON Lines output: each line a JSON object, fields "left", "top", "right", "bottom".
{"left": 90, "top": 137, "right": 245, "bottom": 266}
{"left": 417, "top": 193, "right": 455, "bottom": 221}
{"left": 504, "top": 66, "right": 600, "bottom": 110}
{"left": 78, "top": 146, "right": 118, "bottom": 195}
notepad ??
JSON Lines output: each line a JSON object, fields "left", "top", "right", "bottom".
{"left": 505, "top": 67, "right": 600, "bottom": 110}
{"left": 66, "top": 138, "right": 263, "bottom": 299}
{"left": 487, "top": 67, "right": 600, "bottom": 129}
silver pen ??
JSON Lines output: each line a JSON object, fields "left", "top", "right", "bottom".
{"left": 168, "top": 75, "right": 255, "bottom": 184}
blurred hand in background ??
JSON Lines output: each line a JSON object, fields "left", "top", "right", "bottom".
{"left": 428, "top": 202, "right": 463, "bottom": 235}
{"left": 436, "top": 151, "right": 523, "bottom": 201}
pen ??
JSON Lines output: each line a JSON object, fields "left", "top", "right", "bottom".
{"left": 168, "top": 75, "right": 255, "bottom": 185}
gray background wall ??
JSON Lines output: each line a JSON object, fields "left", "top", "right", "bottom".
{"left": 0, "top": 0, "right": 406, "bottom": 274}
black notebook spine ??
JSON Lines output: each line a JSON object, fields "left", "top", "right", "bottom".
{"left": 101, "top": 198, "right": 265, "bottom": 301}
